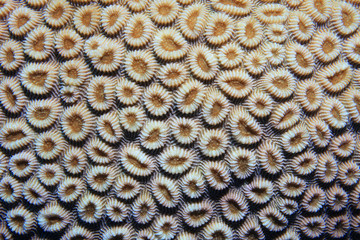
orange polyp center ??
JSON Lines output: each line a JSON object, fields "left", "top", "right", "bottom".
{"left": 4, "top": 86, "right": 16, "bottom": 106}
{"left": 108, "top": 12, "right": 119, "bottom": 27}
{"left": 346, "top": 169, "right": 356, "bottom": 179}
{"left": 111, "top": 207, "right": 122, "bottom": 216}
{"left": 162, "top": 223, "right": 171, "bottom": 233}
{"left": 63, "top": 37, "right": 75, "bottom": 50}
{"left": 45, "top": 169, "right": 55, "bottom": 179}
{"left": 67, "top": 68, "right": 78, "bottom": 79}
{"left": 100, "top": 51, "right": 114, "bottom": 64}
{"left": 290, "top": 133, "right": 303, "bottom": 146}
{"left": 197, "top": 53, "right": 210, "bottom": 72}
{"left": 252, "top": 186, "right": 268, "bottom": 198}
{"left": 354, "top": 45, "right": 360, "bottom": 55}
{"left": 65, "top": 185, "right": 76, "bottom": 196}
{"left": 179, "top": 124, "right": 192, "bottom": 137}
{"left": 211, "top": 168, "right": 225, "bottom": 183}
{"left": 184, "top": 89, "right": 198, "bottom": 105}
{"left": 299, "top": 157, "right": 312, "bottom": 168}
{"left": 342, "top": 10, "right": 354, "bottom": 27}
{"left": 251, "top": 57, "right": 260, "bottom": 67}
{"left": 189, "top": 209, "right": 207, "bottom": 220}
{"left": 226, "top": 79, "right": 246, "bottom": 90}
{"left": 147, "top": 129, "right": 160, "bottom": 143}
{"left": 52, "top": 6, "right": 64, "bottom": 19}
{"left": 132, "top": 58, "right": 147, "bottom": 75}
{"left": 314, "top": 0, "right": 325, "bottom": 14}
{"left": 161, "top": 36, "right": 182, "bottom": 51}
{"left": 150, "top": 95, "right": 164, "bottom": 108}
{"left": 90, "top": 42, "right": 99, "bottom": 50}
{"left": 93, "top": 147, "right": 107, "bottom": 157}
{"left": 338, "top": 140, "right": 351, "bottom": 151}
{"left": 328, "top": 68, "right": 348, "bottom": 85}
{"left": 308, "top": 194, "right": 321, "bottom": 207}
{"left": 236, "top": 156, "right": 250, "bottom": 172}
{"left": 296, "top": 53, "right": 309, "bottom": 68}
{"left": 158, "top": 184, "right": 172, "bottom": 201}
{"left": 126, "top": 113, "right": 137, "bottom": 125}
{"left": 127, "top": 154, "right": 148, "bottom": 169}
{"left": 121, "top": 183, "right": 134, "bottom": 193}
{"left": 255, "top": 100, "right": 266, "bottom": 110}
{"left": 34, "top": 107, "right": 50, "bottom": 120}
{"left": 69, "top": 115, "right": 83, "bottom": 133}
{"left": 94, "top": 173, "right": 108, "bottom": 184}
{"left": 70, "top": 156, "right": 79, "bottom": 167}
{"left": 5, "top": 49, "right": 14, "bottom": 63}
{"left": 15, "top": 159, "right": 29, "bottom": 170}
{"left": 131, "top": 21, "right": 144, "bottom": 38}
{"left": 29, "top": 71, "right": 48, "bottom": 86}
{"left": 238, "top": 120, "right": 258, "bottom": 136}
{"left": 188, "top": 180, "right": 199, "bottom": 192}
{"left": 307, "top": 221, "right": 321, "bottom": 231}
{"left": 4, "top": 183, "right": 13, "bottom": 195}
{"left": 315, "top": 126, "right": 326, "bottom": 141}
{"left": 12, "top": 216, "right": 25, "bottom": 226}
{"left": 226, "top": 50, "right": 237, "bottom": 60}
{"left": 210, "top": 102, "right": 222, "bottom": 117}
{"left": 273, "top": 30, "right": 283, "bottom": 36}
{"left": 324, "top": 161, "right": 334, "bottom": 178}
{"left": 81, "top": 11, "right": 92, "bottom": 27}
{"left": 33, "top": 35, "right": 45, "bottom": 52}
{"left": 95, "top": 84, "right": 105, "bottom": 103}
{"left": 322, "top": 38, "right": 335, "bottom": 54}
{"left": 286, "top": 182, "right": 301, "bottom": 191}
{"left": 331, "top": 106, "right": 342, "bottom": 121}
{"left": 104, "top": 121, "right": 115, "bottom": 136}
{"left": 245, "top": 23, "right": 255, "bottom": 39}
{"left": 271, "top": 48, "right": 279, "bottom": 57}
{"left": 266, "top": 151, "right": 277, "bottom": 168}
{"left": 213, "top": 21, "right": 227, "bottom": 36}
{"left": 63, "top": 89, "right": 74, "bottom": 98}
{"left": 187, "top": 10, "right": 200, "bottom": 31}
{"left": 279, "top": 110, "right": 294, "bottom": 125}
{"left": 219, "top": 0, "right": 246, "bottom": 8}
{"left": 158, "top": 4, "right": 172, "bottom": 15}
{"left": 273, "top": 77, "right": 288, "bottom": 89}
{"left": 207, "top": 137, "right": 220, "bottom": 150}
{"left": 85, "top": 203, "right": 96, "bottom": 217}
{"left": 139, "top": 204, "right": 149, "bottom": 217}
{"left": 123, "top": 87, "right": 134, "bottom": 98}
{"left": 16, "top": 15, "right": 29, "bottom": 28}
{"left": 353, "top": 96, "right": 360, "bottom": 113}
{"left": 263, "top": 9, "right": 283, "bottom": 17}
{"left": 42, "top": 139, "right": 55, "bottom": 152}
{"left": 306, "top": 87, "right": 316, "bottom": 104}
{"left": 298, "top": 19, "right": 307, "bottom": 34}
{"left": 6, "top": 130, "right": 26, "bottom": 142}
{"left": 167, "top": 70, "right": 180, "bottom": 79}
{"left": 168, "top": 156, "right": 187, "bottom": 166}
{"left": 212, "top": 231, "right": 226, "bottom": 239}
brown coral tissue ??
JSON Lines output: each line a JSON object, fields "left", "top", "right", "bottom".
{"left": 1, "top": 0, "right": 360, "bottom": 239}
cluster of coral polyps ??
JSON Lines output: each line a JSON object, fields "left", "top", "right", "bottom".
{"left": 1, "top": 0, "right": 360, "bottom": 239}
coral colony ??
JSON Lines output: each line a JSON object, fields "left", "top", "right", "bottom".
{"left": 1, "top": 0, "right": 360, "bottom": 239}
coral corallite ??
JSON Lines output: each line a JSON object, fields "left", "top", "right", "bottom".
{"left": 1, "top": 0, "right": 360, "bottom": 239}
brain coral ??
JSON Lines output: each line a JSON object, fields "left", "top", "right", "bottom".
{"left": 0, "top": 0, "right": 360, "bottom": 239}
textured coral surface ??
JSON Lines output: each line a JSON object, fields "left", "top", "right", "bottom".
{"left": 1, "top": 0, "right": 360, "bottom": 239}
